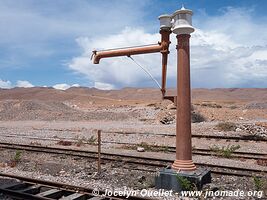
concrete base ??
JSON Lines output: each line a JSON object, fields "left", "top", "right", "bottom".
{"left": 155, "top": 167, "right": 211, "bottom": 192}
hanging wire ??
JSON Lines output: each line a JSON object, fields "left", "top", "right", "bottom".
{"left": 127, "top": 55, "right": 162, "bottom": 90}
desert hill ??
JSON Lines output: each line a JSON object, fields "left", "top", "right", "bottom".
{"left": 0, "top": 87, "right": 266, "bottom": 121}
{"left": 1, "top": 87, "right": 267, "bottom": 102}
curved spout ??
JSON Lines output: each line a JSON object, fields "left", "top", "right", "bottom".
{"left": 92, "top": 44, "right": 162, "bottom": 64}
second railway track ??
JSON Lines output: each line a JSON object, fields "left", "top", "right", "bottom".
{"left": 0, "top": 142, "right": 266, "bottom": 178}
{"left": 0, "top": 133, "right": 266, "bottom": 161}
{"left": 1, "top": 130, "right": 267, "bottom": 142}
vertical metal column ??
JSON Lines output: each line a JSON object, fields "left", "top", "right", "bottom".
{"left": 160, "top": 29, "right": 171, "bottom": 97}
{"left": 172, "top": 34, "right": 196, "bottom": 171}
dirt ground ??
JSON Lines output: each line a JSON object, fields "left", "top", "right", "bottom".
{"left": 0, "top": 87, "right": 267, "bottom": 199}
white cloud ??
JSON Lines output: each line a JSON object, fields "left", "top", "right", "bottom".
{"left": 72, "top": 84, "right": 80, "bottom": 87}
{"left": 0, "top": 79, "right": 34, "bottom": 88}
{"left": 0, "top": 79, "right": 12, "bottom": 89}
{"left": 189, "top": 8, "right": 267, "bottom": 88}
{"left": 69, "top": 28, "right": 162, "bottom": 89}
{"left": 69, "top": 7, "right": 267, "bottom": 88}
{"left": 16, "top": 80, "right": 34, "bottom": 88}
{"left": 1, "top": 80, "right": 80, "bottom": 90}
{"left": 53, "top": 83, "right": 80, "bottom": 90}
{"left": 0, "top": 1, "right": 147, "bottom": 51}
{"left": 95, "top": 82, "right": 115, "bottom": 90}
{"left": 53, "top": 84, "right": 71, "bottom": 90}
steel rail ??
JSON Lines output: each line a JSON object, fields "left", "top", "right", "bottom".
{"left": 19, "top": 128, "right": 267, "bottom": 142}
{"left": 0, "top": 173, "right": 153, "bottom": 200}
{"left": 107, "top": 131, "right": 267, "bottom": 142}
{"left": 191, "top": 134, "right": 267, "bottom": 142}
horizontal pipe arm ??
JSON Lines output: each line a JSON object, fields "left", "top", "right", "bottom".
{"left": 92, "top": 44, "right": 163, "bottom": 64}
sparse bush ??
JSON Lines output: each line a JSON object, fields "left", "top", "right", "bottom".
{"left": 176, "top": 175, "right": 195, "bottom": 191}
{"left": 74, "top": 136, "right": 87, "bottom": 147}
{"left": 139, "top": 142, "right": 152, "bottom": 151}
{"left": 14, "top": 150, "right": 22, "bottom": 162}
{"left": 76, "top": 138, "right": 84, "bottom": 147}
{"left": 210, "top": 144, "right": 240, "bottom": 158}
{"left": 229, "top": 105, "right": 238, "bottom": 109}
{"left": 160, "top": 115, "right": 175, "bottom": 125}
{"left": 8, "top": 150, "right": 22, "bottom": 167}
{"left": 253, "top": 176, "right": 265, "bottom": 190}
{"left": 201, "top": 103, "right": 222, "bottom": 108}
{"left": 216, "top": 122, "right": 237, "bottom": 131}
{"left": 87, "top": 136, "right": 97, "bottom": 145}
{"left": 159, "top": 145, "right": 170, "bottom": 153}
{"left": 191, "top": 112, "right": 206, "bottom": 123}
{"left": 147, "top": 103, "right": 157, "bottom": 107}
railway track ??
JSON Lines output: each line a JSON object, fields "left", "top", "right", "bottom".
{"left": 0, "top": 173, "right": 152, "bottom": 200}
{"left": 26, "top": 126, "right": 267, "bottom": 142}
{"left": 0, "top": 134, "right": 266, "bottom": 161}
{"left": 1, "top": 129, "right": 267, "bottom": 143}
{"left": 108, "top": 131, "right": 267, "bottom": 142}
{"left": 0, "top": 142, "right": 266, "bottom": 178}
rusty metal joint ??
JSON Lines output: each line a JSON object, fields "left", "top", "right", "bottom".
{"left": 91, "top": 50, "right": 97, "bottom": 60}
{"left": 160, "top": 49, "right": 170, "bottom": 54}
{"left": 160, "top": 49, "right": 169, "bottom": 54}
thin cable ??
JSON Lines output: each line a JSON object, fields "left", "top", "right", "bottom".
{"left": 127, "top": 56, "right": 162, "bottom": 90}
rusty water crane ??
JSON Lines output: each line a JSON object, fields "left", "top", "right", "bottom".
{"left": 92, "top": 6, "right": 193, "bottom": 171}
{"left": 91, "top": 5, "right": 211, "bottom": 191}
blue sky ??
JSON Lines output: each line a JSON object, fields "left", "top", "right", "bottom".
{"left": 0, "top": 0, "right": 267, "bottom": 89}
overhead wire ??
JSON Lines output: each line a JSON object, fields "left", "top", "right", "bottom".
{"left": 127, "top": 55, "right": 162, "bottom": 90}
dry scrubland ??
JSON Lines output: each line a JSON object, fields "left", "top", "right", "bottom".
{"left": 0, "top": 87, "right": 267, "bottom": 199}
{"left": 0, "top": 87, "right": 267, "bottom": 122}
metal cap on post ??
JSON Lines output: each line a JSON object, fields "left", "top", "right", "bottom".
{"left": 158, "top": 14, "right": 172, "bottom": 30}
{"left": 172, "top": 6, "right": 194, "bottom": 35}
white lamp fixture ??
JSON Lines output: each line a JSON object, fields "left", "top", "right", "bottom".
{"left": 172, "top": 6, "right": 194, "bottom": 35}
{"left": 158, "top": 14, "right": 172, "bottom": 30}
